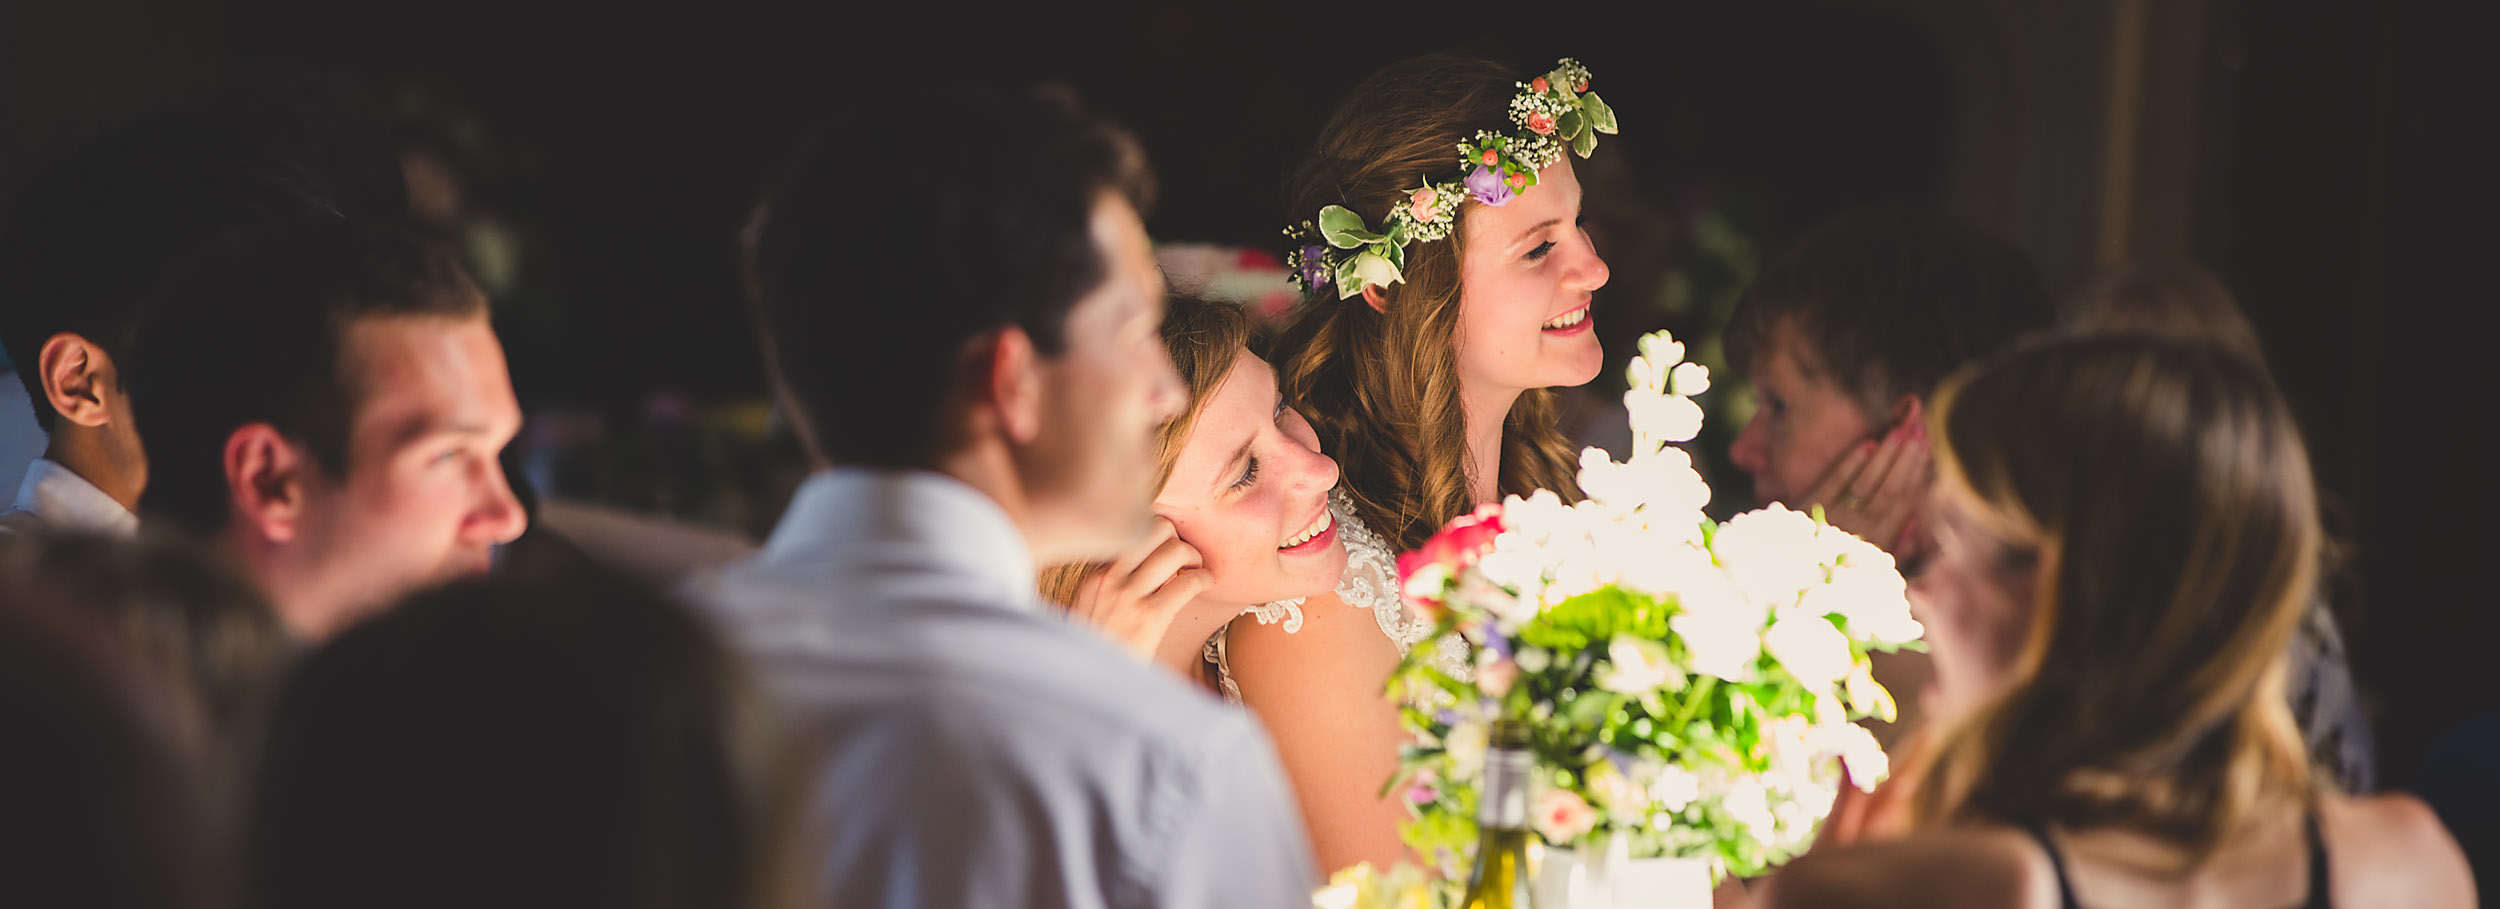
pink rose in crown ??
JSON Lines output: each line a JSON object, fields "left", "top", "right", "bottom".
{"left": 1531, "top": 76, "right": 1550, "bottom": 93}
{"left": 1396, "top": 503, "right": 1507, "bottom": 619}
{"left": 1409, "top": 186, "right": 1441, "bottom": 222}
{"left": 1526, "top": 111, "right": 1555, "bottom": 135}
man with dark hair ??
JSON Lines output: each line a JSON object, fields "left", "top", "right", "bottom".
{"left": 685, "top": 86, "right": 1316, "bottom": 907}
{"left": 0, "top": 117, "right": 362, "bottom": 537}
{"left": 125, "top": 220, "right": 526, "bottom": 640}
{"left": 1725, "top": 208, "right": 2054, "bottom": 567}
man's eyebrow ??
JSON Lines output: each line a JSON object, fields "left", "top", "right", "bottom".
{"left": 386, "top": 417, "right": 504, "bottom": 452}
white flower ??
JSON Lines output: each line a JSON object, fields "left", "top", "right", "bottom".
{"left": 1584, "top": 760, "right": 1652, "bottom": 817}
{"left": 1345, "top": 249, "right": 1402, "bottom": 291}
{"left": 1814, "top": 722, "right": 1890, "bottom": 792}
{"left": 1444, "top": 722, "right": 1489, "bottom": 780}
{"left": 1713, "top": 505, "right": 1830, "bottom": 607}
{"left": 1721, "top": 778, "right": 1775, "bottom": 840}
{"left": 1647, "top": 765, "right": 1700, "bottom": 813}
{"left": 1626, "top": 388, "right": 1706, "bottom": 444}
{"left": 1597, "top": 634, "right": 1677, "bottom": 693}
{"left": 1672, "top": 609, "right": 1761, "bottom": 681}
{"left": 1670, "top": 361, "right": 1712, "bottom": 396}
{"left": 1764, "top": 612, "right": 1853, "bottom": 689}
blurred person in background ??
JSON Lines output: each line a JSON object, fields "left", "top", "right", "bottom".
{"left": 0, "top": 113, "right": 371, "bottom": 538}
{"left": 1758, "top": 336, "right": 2469, "bottom": 908}
{"left": 688, "top": 84, "right": 1315, "bottom": 907}
{"left": 125, "top": 219, "right": 527, "bottom": 641}
{"left": 247, "top": 567, "right": 806, "bottom": 909}
{"left": 1, "top": 580, "right": 217, "bottom": 909}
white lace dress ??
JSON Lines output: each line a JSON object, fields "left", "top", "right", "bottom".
{"left": 1205, "top": 489, "right": 1472, "bottom": 703}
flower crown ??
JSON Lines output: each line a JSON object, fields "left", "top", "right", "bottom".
{"left": 1282, "top": 58, "right": 1619, "bottom": 300}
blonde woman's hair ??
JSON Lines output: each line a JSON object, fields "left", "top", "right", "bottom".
{"left": 1912, "top": 335, "right": 2320, "bottom": 866}
{"left": 1038, "top": 296, "right": 1257, "bottom": 608}
{"left": 1270, "top": 53, "right": 1582, "bottom": 555}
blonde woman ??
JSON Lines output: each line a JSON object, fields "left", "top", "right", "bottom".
{"left": 1758, "top": 336, "right": 2470, "bottom": 907}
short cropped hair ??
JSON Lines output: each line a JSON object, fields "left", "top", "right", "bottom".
{"left": 743, "top": 85, "right": 1154, "bottom": 468}
{"left": 0, "top": 116, "right": 363, "bottom": 431}
{"left": 126, "top": 220, "right": 488, "bottom": 534}
{"left": 1727, "top": 208, "right": 2053, "bottom": 411}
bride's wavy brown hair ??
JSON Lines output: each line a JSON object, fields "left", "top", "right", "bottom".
{"left": 1271, "top": 54, "right": 1583, "bottom": 555}
{"left": 1910, "top": 336, "right": 2320, "bottom": 867}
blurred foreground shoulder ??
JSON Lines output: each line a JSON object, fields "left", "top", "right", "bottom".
{"left": 1754, "top": 828, "right": 2050, "bottom": 909}
{"left": 2322, "top": 791, "right": 2476, "bottom": 908}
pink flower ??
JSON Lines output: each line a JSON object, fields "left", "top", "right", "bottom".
{"left": 1406, "top": 766, "right": 1441, "bottom": 806}
{"left": 1534, "top": 788, "right": 1599, "bottom": 843}
{"left": 1480, "top": 148, "right": 1500, "bottom": 166}
{"left": 1531, "top": 76, "right": 1550, "bottom": 93}
{"left": 1506, "top": 172, "right": 1528, "bottom": 190}
{"left": 1526, "top": 111, "right": 1555, "bottom": 135}
{"left": 1477, "top": 654, "right": 1519, "bottom": 698}
{"left": 1408, "top": 186, "right": 1441, "bottom": 222}
{"left": 1396, "top": 504, "right": 1507, "bottom": 615}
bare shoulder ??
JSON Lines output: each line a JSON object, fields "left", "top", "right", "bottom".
{"left": 1224, "top": 589, "right": 1399, "bottom": 675}
{"left": 2320, "top": 791, "right": 2477, "bottom": 907}
{"left": 1755, "top": 828, "right": 2055, "bottom": 909}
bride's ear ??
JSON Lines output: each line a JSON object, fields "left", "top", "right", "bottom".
{"left": 1359, "top": 284, "right": 1389, "bottom": 314}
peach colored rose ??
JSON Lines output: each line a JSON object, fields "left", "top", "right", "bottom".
{"left": 1531, "top": 76, "right": 1550, "bottom": 93}
{"left": 1408, "top": 186, "right": 1440, "bottom": 222}
{"left": 1526, "top": 111, "right": 1555, "bottom": 135}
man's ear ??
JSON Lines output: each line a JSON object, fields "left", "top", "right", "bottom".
{"left": 965, "top": 326, "right": 1046, "bottom": 445}
{"left": 1360, "top": 284, "right": 1390, "bottom": 314}
{"left": 1890, "top": 394, "right": 1926, "bottom": 433}
{"left": 224, "top": 423, "right": 309, "bottom": 545}
{"left": 37, "top": 332, "right": 118, "bottom": 428}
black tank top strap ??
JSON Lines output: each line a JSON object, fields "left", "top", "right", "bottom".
{"left": 2018, "top": 820, "right": 2087, "bottom": 909}
{"left": 2300, "top": 810, "right": 2333, "bottom": 909}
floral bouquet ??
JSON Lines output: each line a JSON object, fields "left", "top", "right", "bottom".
{"left": 1384, "top": 331, "right": 1925, "bottom": 889}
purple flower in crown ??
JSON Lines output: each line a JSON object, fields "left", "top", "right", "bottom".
{"left": 1464, "top": 164, "right": 1515, "bottom": 207}
{"left": 1298, "top": 244, "right": 1331, "bottom": 290}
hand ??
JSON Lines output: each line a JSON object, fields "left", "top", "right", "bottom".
{"left": 1065, "top": 516, "right": 1211, "bottom": 660}
{"left": 1803, "top": 420, "right": 1932, "bottom": 555}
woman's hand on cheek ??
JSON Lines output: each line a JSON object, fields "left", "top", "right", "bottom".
{"left": 1066, "top": 516, "right": 1212, "bottom": 660}
{"left": 1803, "top": 421, "right": 1932, "bottom": 557}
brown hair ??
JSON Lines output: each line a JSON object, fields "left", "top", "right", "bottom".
{"left": 1038, "top": 296, "right": 1256, "bottom": 607}
{"left": 1270, "top": 53, "right": 1582, "bottom": 555}
{"left": 1725, "top": 208, "right": 2052, "bottom": 415}
{"left": 2062, "top": 260, "right": 2267, "bottom": 370}
{"left": 248, "top": 567, "right": 808, "bottom": 909}
{"left": 1911, "top": 335, "right": 2318, "bottom": 865}
{"left": 0, "top": 531, "right": 292, "bottom": 763}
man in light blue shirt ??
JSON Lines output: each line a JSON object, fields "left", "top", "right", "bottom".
{"left": 683, "top": 87, "right": 1317, "bottom": 908}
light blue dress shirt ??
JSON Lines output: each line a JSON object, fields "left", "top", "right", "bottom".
{"left": 0, "top": 457, "right": 137, "bottom": 537}
{"left": 685, "top": 468, "right": 1317, "bottom": 909}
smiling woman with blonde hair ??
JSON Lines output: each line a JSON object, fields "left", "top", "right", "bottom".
{"left": 1758, "top": 335, "right": 2471, "bottom": 908}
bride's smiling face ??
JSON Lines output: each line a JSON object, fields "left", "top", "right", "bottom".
{"left": 1453, "top": 154, "right": 1611, "bottom": 396}
{"left": 1155, "top": 351, "right": 1348, "bottom": 607}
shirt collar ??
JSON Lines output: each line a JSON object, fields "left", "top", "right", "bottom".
{"left": 8, "top": 458, "right": 138, "bottom": 538}
{"left": 760, "top": 467, "right": 1041, "bottom": 614}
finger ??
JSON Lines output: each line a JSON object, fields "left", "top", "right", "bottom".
{"left": 1105, "top": 516, "right": 1179, "bottom": 579}
{"left": 1848, "top": 427, "right": 1913, "bottom": 502}
{"left": 1144, "top": 567, "right": 1215, "bottom": 616}
{"left": 1807, "top": 440, "right": 1881, "bottom": 506}
{"left": 1124, "top": 535, "right": 1204, "bottom": 595}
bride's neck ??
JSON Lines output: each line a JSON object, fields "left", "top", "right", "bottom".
{"left": 1461, "top": 382, "right": 1523, "bottom": 505}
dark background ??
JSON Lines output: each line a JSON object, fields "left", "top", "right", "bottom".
{"left": 6, "top": 0, "right": 2494, "bottom": 785}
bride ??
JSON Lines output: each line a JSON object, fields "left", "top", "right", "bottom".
{"left": 1235, "top": 53, "right": 1616, "bottom": 873}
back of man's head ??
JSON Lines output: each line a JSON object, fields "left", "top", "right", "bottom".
{"left": 1727, "top": 208, "right": 2053, "bottom": 410}
{"left": 0, "top": 115, "right": 365, "bottom": 431}
{"left": 127, "top": 219, "right": 489, "bottom": 536}
{"left": 744, "top": 85, "right": 1154, "bottom": 468}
